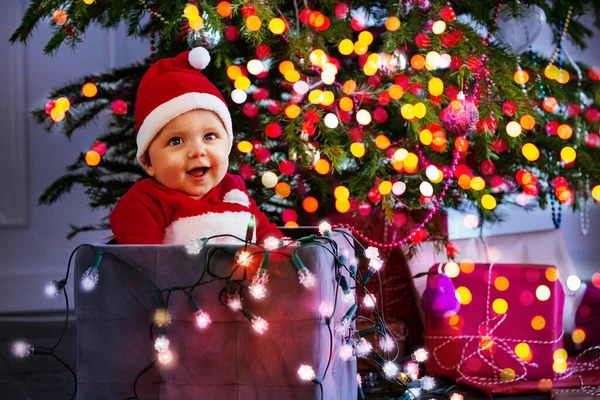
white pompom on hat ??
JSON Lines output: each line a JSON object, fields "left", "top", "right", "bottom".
{"left": 134, "top": 47, "right": 233, "bottom": 164}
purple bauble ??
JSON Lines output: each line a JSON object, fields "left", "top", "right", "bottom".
{"left": 439, "top": 92, "right": 479, "bottom": 136}
{"left": 422, "top": 273, "right": 460, "bottom": 318}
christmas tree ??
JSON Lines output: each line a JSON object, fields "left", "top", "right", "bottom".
{"left": 10, "top": 0, "right": 600, "bottom": 253}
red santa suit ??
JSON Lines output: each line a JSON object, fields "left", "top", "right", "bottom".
{"left": 110, "top": 173, "right": 282, "bottom": 245}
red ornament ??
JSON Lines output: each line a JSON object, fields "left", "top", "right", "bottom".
{"left": 299, "top": 8, "right": 312, "bottom": 24}
{"left": 255, "top": 44, "right": 271, "bottom": 59}
{"left": 394, "top": 74, "right": 410, "bottom": 90}
{"left": 301, "top": 121, "right": 316, "bottom": 136}
{"left": 358, "top": 202, "right": 372, "bottom": 216}
{"left": 367, "top": 73, "right": 382, "bottom": 88}
{"left": 524, "top": 184, "right": 539, "bottom": 196}
{"left": 439, "top": 94, "right": 479, "bottom": 136}
{"left": 409, "top": 82, "right": 423, "bottom": 96}
{"left": 410, "top": 228, "right": 429, "bottom": 244}
{"left": 241, "top": 3, "right": 256, "bottom": 17}
{"left": 253, "top": 88, "right": 269, "bottom": 101}
{"left": 490, "top": 175, "right": 505, "bottom": 188}
{"left": 92, "top": 141, "right": 107, "bottom": 156}
{"left": 430, "top": 95, "right": 442, "bottom": 107}
{"left": 224, "top": 25, "right": 240, "bottom": 41}
{"left": 378, "top": 91, "right": 391, "bottom": 106}
{"left": 304, "top": 110, "right": 320, "bottom": 124}
{"left": 415, "top": 33, "right": 431, "bottom": 49}
{"left": 502, "top": 101, "right": 517, "bottom": 117}
{"left": 566, "top": 104, "right": 582, "bottom": 118}
{"left": 265, "top": 123, "right": 282, "bottom": 138}
{"left": 545, "top": 120, "right": 559, "bottom": 136}
{"left": 339, "top": 110, "right": 352, "bottom": 123}
{"left": 282, "top": 208, "right": 298, "bottom": 223}
{"left": 445, "top": 85, "right": 459, "bottom": 100}
{"left": 267, "top": 100, "right": 283, "bottom": 114}
{"left": 452, "top": 30, "right": 465, "bottom": 43}
{"left": 586, "top": 109, "right": 600, "bottom": 124}
{"left": 589, "top": 66, "right": 600, "bottom": 81}
{"left": 317, "top": 16, "right": 331, "bottom": 31}
{"left": 243, "top": 103, "right": 259, "bottom": 118}
{"left": 348, "top": 127, "right": 364, "bottom": 142}
{"left": 476, "top": 116, "right": 497, "bottom": 134}
{"left": 367, "top": 188, "right": 382, "bottom": 204}
{"left": 585, "top": 133, "right": 600, "bottom": 148}
{"left": 279, "top": 160, "right": 295, "bottom": 175}
{"left": 350, "top": 15, "right": 365, "bottom": 31}
{"left": 440, "top": 7, "right": 456, "bottom": 22}
{"left": 490, "top": 138, "right": 507, "bottom": 153}
{"left": 466, "top": 56, "right": 481, "bottom": 72}
{"left": 334, "top": 3, "right": 350, "bottom": 19}
{"left": 481, "top": 160, "right": 496, "bottom": 175}
{"left": 45, "top": 100, "right": 56, "bottom": 115}
{"left": 112, "top": 100, "right": 128, "bottom": 115}
{"left": 373, "top": 107, "right": 389, "bottom": 123}
{"left": 255, "top": 147, "right": 271, "bottom": 163}
{"left": 453, "top": 164, "right": 473, "bottom": 179}
{"left": 441, "top": 34, "right": 457, "bottom": 48}
{"left": 552, "top": 176, "right": 569, "bottom": 189}
{"left": 355, "top": 90, "right": 372, "bottom": 104}
{"left": 450, "top": 55, "right": 463, "bottom": 70}
{"left": 445, "top": 241, "right": 460, "bottom": 258}
{"left": 393, "top": 213, "right": 407, "bottom": 228}
{"left": 239, "top": 164, "right": 256, "bottom": 180}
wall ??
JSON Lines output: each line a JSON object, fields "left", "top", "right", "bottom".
{"left": 0, "top": 0, "right": 148, "bottom": 313}
{"left": 0, "top": 3, "right": 598, "bottom": 313}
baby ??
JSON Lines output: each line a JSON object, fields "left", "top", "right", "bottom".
{"left": 110, "top": 48, "right": 282, "bottom": 245}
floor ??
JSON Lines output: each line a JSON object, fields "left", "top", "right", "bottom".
{"left": 0, "top": 317, "right": 587, "bottom": 399}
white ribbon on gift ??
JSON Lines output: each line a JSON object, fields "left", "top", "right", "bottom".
{"left": 425, "top": 263, "right": 564, "bottom": 385}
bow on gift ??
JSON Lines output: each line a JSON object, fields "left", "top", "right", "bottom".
{"left": 425, "top": 264, "right": 564, "bottom": 386}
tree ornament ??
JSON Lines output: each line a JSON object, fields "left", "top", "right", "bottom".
{"left": 494, "top": 4, "right": 546, "bottom": 54}
{"left": 439, "top": 92, "right": 479, "bottom": 136}
{"left": 53, "top": 10, "right": 68, "bottom": 25}
{"left": 334, "top": 3, "right": 350, "bottom": 19}
{"left": 112, "top": 100, "right": 128, "bottom": 115}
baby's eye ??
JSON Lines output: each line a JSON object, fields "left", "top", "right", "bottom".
{"left": 168, "top": 137, "right": 183, "bottom": 146}
{"left": 204, "top": 133, "right": 216, "bottom": 140}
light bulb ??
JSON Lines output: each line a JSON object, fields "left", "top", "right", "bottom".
{"left": 195, "top": 310, "right": 212, "bottom": 329}
{"left": 227, "top": 293, "right": 242, "bottom": 311}
{"left": 567, "top": 275, "right": 581, "bottom": 292}
{"left": 157, "top": 349, "right": 173, "bottom": 365}
{"left": 355, "top": 338, "right": 373, "bottom": 357}
{"left": 421, "top": 375, "right": 436, "bottom": 391}
{"left": 252, "top": 317, "right": 269, "bottom": 334}
{"left": 13, "top": 340, "right": 34, "bottom": 358}
{"left": 263, "top": 237, "right": 279, "bottom": 250}
{"left": 236, "top": 251, "right": 252, "bottom": 267}
{"left": 335, "top": 317, "right": 352, "bottom": 336}
{"left": 249, "top": 282, "right": 267, "bottom": 299}
{"left": 380, "top": 335, "right": 395, "bottom": 352}
{"left": 368, "top": 257, "right": 383, "bottom": 272}
{"left": 405, "top": 361, "right": 419, "bottom": 380}
{"left": 298, "top": 268, "right": 317, "bottom": 288}
{"left": 413, "top": 348, "right": 428, "bottom": 362}
{"left": 364, "top": 246, "right": 380, "bottom": 260}
{"left": 293, "top": 80, "right": 309, "bottom": 94}
{"left": 319, "top": 221, "right": 332, "bottom": 236}
{"left": 297, "top": 365, "right": 316, "bottom": 381}
{"left": 80, "top": 267, "right": 99, "bottom": 291}
{"left": 154, "top": 335, "right": 170, "bottom": 352}
{"left": 185, "top": 238, "right": 205, "bottom": 255}
{"left": 382, "top": 361, "right": 399, "bottom": 378}
{"left": 363, "top": 294, "right": 376, "bottom": 308}
{"left": 44, "top": 280, "right": 63, "bottom": 297}
{"left": 319, "top": 301, "right": 334, "bottom": 318}
{"left": 339, "top": 344, "right": 354, "bottom": 360}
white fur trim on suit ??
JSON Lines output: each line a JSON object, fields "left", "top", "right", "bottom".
{"left": 223, "top": 189, "right": 250, "bottom": 207}
{"left": 163, "top": 211, "right": 256, "bottom": 245}
{"left": 136, "top": 92, "right": 233, "bottom": 163}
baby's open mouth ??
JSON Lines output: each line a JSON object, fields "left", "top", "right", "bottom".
{"left": 187, "top": 167, "right": 209, "bottom": 177}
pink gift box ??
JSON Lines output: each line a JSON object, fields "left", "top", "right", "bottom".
{"left": 424, "top": 263, "right": 565, "bottom": 382}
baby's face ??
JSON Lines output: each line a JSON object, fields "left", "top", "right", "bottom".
{"left": 142, "top": 109, "right": 230, "bottom": 198}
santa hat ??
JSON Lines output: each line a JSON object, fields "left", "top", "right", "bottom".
{"left": 135, "top": 47, "right": 233, "bottom": 164}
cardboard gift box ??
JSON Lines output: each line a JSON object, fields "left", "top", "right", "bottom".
{"left": 423, "top": 263, "right": 565, "bottom": 383}
{"left": 74, "top": 230, "right": 357, "bottom": 400}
